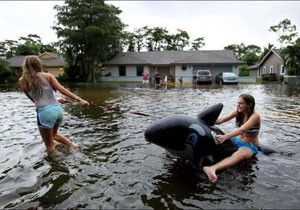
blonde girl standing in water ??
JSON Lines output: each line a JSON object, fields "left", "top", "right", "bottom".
{"left": 18, "top": 56, "right": 89, "bottom": 155}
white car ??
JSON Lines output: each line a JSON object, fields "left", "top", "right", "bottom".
{"left": 215, "top": 72, "right": 239, "bottom": 84}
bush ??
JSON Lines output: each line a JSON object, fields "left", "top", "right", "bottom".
{"left": 57, "top": 64, "right": 82, "bottom": 82}
{"left": 287, "top": 67, "right": 296, "bottom": 75}
{"left": 0, "top": 59, "right": 17, "bottom": 83}
{"left": 279, "top": 75, "right": 284, "bottom": 82}
{"left": 262, "top": 74, "right": 269, "bottom": 81}
{"left": 239, "top": 64, "right": 249, "bottom": 76}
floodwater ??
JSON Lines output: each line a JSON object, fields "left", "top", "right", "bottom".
{"left": 0, "top": 83, "right": 300, "bottom": 209}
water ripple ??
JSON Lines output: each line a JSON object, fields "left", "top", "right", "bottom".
{"left": 0, "top": 83, "right": 300, "bottom": 209}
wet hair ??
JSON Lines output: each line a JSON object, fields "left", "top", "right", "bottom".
{"left": 20, "top": 56, "right": 42, "bottom": 95}
{"left": 236, "top": 94, "right": 255, "bottom": 127}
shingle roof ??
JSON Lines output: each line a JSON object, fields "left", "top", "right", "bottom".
{"left": 104, "top": 50, "right": 243, "bottom": 65}
{"left": 272, "top": 49, "right": 282, "bottom": 57}
{"left": 7, "top": 53, "right": 65, "bottom": 67}
{"left": 249, "top": 63, "right": 260, "bottom": 69}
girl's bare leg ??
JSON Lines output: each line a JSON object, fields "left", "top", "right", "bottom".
{"left": 38, "top": 127, "right": 57, "bottom": 153}
{"left": 53, "top": 124, "right": 78, "bottom": 147}
{"left": 203, "top": 148, "right": 253, "bottom": 182}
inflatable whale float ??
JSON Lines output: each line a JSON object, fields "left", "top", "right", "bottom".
{"left": 144, "top": 103, "right": 276, "bottom": 170}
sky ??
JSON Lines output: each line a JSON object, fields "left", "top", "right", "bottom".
{"left": 0, "top": 1, "right": 300, "bottom": 50}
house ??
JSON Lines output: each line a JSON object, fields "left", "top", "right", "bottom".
{"left": 7, "top": 52, "right": 65, "bottom": 78}
{"left": 103, "top": 50, "right": 243, "bottom": 84}
{"left": 249, "top": 49, "right": 285, "bottom": 80}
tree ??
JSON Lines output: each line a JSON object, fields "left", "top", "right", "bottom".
{"left": 143, "top": 26, "right": 168, "bottom": 51}
{"left": 0, "top": 34, "right": 57, "bottom": 59}
{"left": 281, "top": 38, "right": 300, "bottom": 76}
{"left": 0, "top": 59, "right": 17, "bottom": 83}
{"left": 260, "top": 43, "right": 274, "bottom": 60}
{"left": 122, "top": 31, "right": 136, "bottom": 52}
{"left": 242, "top": 52, "right": 259, "bottom": 66}
{"left": 172, "top": 29, "right": 190, "bottom": 51}
{"left": 269, "top": 18, "right": 298, "bottom": 48}
{"left": 190, "top": 37, "right": 205, "bottom": 50}
{"left": 53, "top": 0, "right": 125, "bottom": 82}
{"left": 224, "top": 43, "right": 261, "bottom": 65}
{"left": 224, "top": 43, "right": 247, "bottom": 60}
{"left": 0, "top": 40, "right": 18, "bottom": 58}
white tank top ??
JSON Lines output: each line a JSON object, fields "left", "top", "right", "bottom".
{"left": 28, "top": 73, "right": 59, "bottom": 109}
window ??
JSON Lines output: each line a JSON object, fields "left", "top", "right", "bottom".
{"left": 136, "top": 65, "right": 144, "bottom": 76}
{"left": 280, "top": 65, "right": 285, "bottom": 75}
{"left": 263, "top": 67, "right": 266, "bottom": 74}
{"left": 269, "top": 66, "right": 273, "bottom": 74}
{"left": 119, "top": 65, "right": 126, "bottom": 76}
{"left": 181, "top": 65, "right": 187, "bottom": 70}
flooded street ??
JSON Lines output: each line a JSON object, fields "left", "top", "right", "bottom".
{"left": 0, "top": 83, "right": 300, "bottom": 209}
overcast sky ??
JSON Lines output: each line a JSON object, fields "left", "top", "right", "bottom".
{"left": 1, "top": 1, "right": 300, "bottom": 50}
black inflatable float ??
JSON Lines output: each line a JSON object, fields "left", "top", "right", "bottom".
{"left": 144, "top": 103, "right": 276, "bottom": 170}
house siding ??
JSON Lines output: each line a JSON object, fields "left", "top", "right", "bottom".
{"left": 260, "top": 53, "right": 283, "bottom": 75}
{"left": 103, "top": 65, "right": 150, "bottom": 82}
{"left": 175, "top": 65, "right": 193, "bottom": 83}
{"left": 102, "top": 50, "right": 243, "bottom": 84}
{"left": 104, "top": 64, "right": 240, "bottom": 83}
{"left": 44, "top": 67, "right": 64, "bottom": 77}
{"left": 249, "top": 68, "right": 259, "bottom": 77}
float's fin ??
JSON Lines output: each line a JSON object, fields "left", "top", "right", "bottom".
{"left": 258, "top": 144, "right": 278, "bottom": 155}
{"left": 197, "top": 103, "right": 223, "bottom": 126}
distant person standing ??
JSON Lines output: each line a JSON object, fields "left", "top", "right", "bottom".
{"left": 193, "top": 71, "right": 198, "bottom": 84}
{"left": 142, "top": 71, "right": 149, "bottom": 84}
{"left": 154, "top": 72, "right": 161, "bottom": 88}
{"left": 178, "top": 77, "right": 183, "bottom": 85}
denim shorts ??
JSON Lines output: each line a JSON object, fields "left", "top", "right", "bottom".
{"left": 37, "top": 104, "right": 64, "bottom": 129}
{"left": 231, "top": 136, "right": 258, "bottom": 155}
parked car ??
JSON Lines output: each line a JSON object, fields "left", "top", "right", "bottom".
{"left": 215, "top": 72, "right": 239, "bottom": 84}
{"left": 197, "top": 70, "right": 212, "bottom": 84}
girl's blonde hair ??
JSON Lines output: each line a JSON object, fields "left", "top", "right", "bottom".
{"left": 20, "top": 56, "right": 43, "bottom": 94}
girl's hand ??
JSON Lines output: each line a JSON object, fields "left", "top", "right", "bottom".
{"left": 57, "top": 98, "right": 67, "bottom": 104}
{"left": 216, "top": 134, "right": 228, "bottom": 144}
{"left": 78, "top": 99, "right": 89, "bottom": 106}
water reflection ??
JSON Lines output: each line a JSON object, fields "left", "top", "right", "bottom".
{"left": 0, "top": 83, "right": 300, "bottom": 209}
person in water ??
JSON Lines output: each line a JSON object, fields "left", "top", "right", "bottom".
{"left": 203, "top": 94, "right": 260, "bottom": 182}
{"left": 18, "top": 56, "right": 89, "bottom": 155}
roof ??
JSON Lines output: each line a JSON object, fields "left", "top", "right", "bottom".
{"left": 258, "top": 48, "right": 283, "bottom": 67}
{"left": 272, "top": 49, "right": 282, "bottom": 57}
{"left": 7, "top": 52, "right": 65, "bottom": 67}
{"left": 104, "top": 50, "right": 244, "bottom": 65}
{"left": 249, "top": 48, "right": 283, "bottom": 71}
{"left": 249, "top": 63, "right": 260, "bottom": 69}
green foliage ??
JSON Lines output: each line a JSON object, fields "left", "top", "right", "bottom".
{"left": 53, "top": 0, "right": 125, "bottom": 82}
{"left": 242, "top": 52, "right": 259, "bottom": 66}
{"left": 224, "top": 43, "right": 261, "bottom": 64}
{"left": 260, "top": 43, "right": 274, "bottom": 60}
{"left": 122, "top": 26, "right": 205, "bottom": 51}
{"left": 269, "top": 18, "right": 298, "bottom": 48}
{"left": 57, "top": 64, "right": 82, "bottom": 82}
{"left": 224, "top": 43, "right": 246, "bottom": 60}
{"left": 262, "top": 74, "right": 269, "bottom": 81}
{"left": 191, "top": 37, "right": 205, "bottom": 50}
{"left": 0, "top": 34, "right": 57, "bottom": 59}
{"left": 281, "top": 38, "right": 300, "bottom": 76}
{"left": 239, "top": 64, "right": 249, "bottom": 76}
{"left": 0, "top": 59, "right": 17, "bottom": 83}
